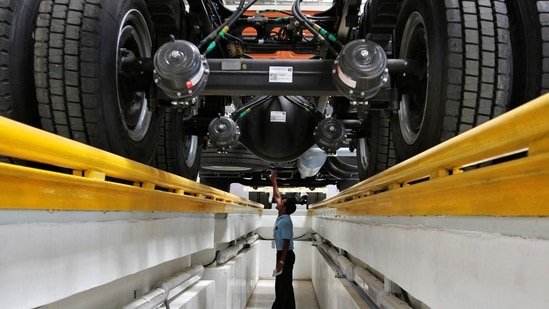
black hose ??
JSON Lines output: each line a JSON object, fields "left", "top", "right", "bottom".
{"left": 232, "top": 95, "right": 273, "bottom": 121}
{"left": 198, "top": 0, "right": 259, "bottom": 55}
{"left": 232, "top": 95, "right": 318, "bottom": 123}
{"left": 197, "top": 15, "right": 238, "bottom": 53}
{"left": 292, "top": 0, "right": 343, "bottom": 55}
{"left": 203, "top": 250, "right": 220, "bottom": 267}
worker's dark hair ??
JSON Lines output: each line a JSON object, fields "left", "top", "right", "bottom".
{"left": 284, "top": 197, "right": 297, "bottom": 215}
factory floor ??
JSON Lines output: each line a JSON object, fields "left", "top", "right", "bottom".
{"left": 246, "top": 280, "right": 319, "bottom": 309}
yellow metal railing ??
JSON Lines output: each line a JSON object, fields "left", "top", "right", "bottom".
{"left": 3, "top": 93, "right": 547, "bottom": 216}
{"left": 0, "top": 117, "right": 263, "bottom": 213}
{"left": 310, "top": 94, "right": 549, "bottom": 216}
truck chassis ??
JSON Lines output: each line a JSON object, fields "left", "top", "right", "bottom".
{"left": 1, "top": 0, "right": 547, "bottom": 190}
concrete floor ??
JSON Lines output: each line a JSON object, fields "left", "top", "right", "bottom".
{"left": 246, "top": 280, "right": 320, "bottom": 309}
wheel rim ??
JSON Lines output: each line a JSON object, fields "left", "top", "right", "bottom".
{"left": 183, "top": 135, "right": 199, "bottom": 168}
{"left": 398, "top": 11, "right": 429, "bottom": 145}
{"left": 356, "top": 136, "right": 369, "bottom": 169}
{"left": 116, "top": 9, "right": 153, "bottom": 142}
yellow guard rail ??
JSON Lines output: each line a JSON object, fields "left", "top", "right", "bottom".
{"left": 2, "top": 94, "right": 548, "bottom": 216}
{"left": 0, "top": 117, "right": 262, "bottom": 213}
{"left": 310, "top": 94, "right": 549, "bottom": 216}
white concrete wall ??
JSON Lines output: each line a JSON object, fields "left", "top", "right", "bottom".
{"left": 0, "top": 211, "right": 261, "bottom": 309}
{"left": 214, "top": 213, "right": 261, "bottom": 243}
{"left": 0, "top": 207, "right": 319, "bottom": 309}
{"left": 312, "top": 248, "right": 370, "bottom": 309}
{"left": 165, "top": 280, "right": 216, "bottom": 309}
{"left": 313, "top": 215, "right": 549, "bottom": 309}
{"left": 0, "top": 213, "right": 215, "bottom": 309}
{"left": 202, "top": 243, "right": 259, "bottom": 308}
{"left": 9, "top": 206, "right": 548, "bottom": 309}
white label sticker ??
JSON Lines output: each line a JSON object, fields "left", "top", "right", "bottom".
{"left": 269, "top": 66, "right": 293, "bottom": 83}
{"left": 270, "top": 111, "right": 286, "bottom": 123}
{"left": 337, "top": 66, "right": 357, "bottom": 88}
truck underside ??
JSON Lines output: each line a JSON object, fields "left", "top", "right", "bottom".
{"left": 0, "top": 0, "right": 547, "bottom": 190}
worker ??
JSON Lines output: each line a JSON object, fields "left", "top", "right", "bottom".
{"left": 270, "top": 170, "right": 297, "bottom": 309}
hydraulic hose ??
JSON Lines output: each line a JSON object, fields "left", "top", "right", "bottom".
{"left": 198, "top": 0, "right": 259, "bottom": 55}
{"left": 233, "top": 96, "right": 273, "bottom": 121}
{"left": 291, "top": 0, "right": 343, "bottom": 56}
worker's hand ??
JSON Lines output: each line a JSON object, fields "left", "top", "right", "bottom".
{"left": 275, "top": 261, "right": 283, "bottom": 273}
{"left": 269, "top": 170, "right": 277, "bottom": 183}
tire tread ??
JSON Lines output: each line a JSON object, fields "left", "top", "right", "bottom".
{"left": 34, "top": 0, "right": 95, "bottom": 144}
{"left": 0, "top": 0, "right": 41, "bottom": 164}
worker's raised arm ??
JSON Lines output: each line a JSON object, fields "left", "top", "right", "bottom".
{"left": 270, "top": 171, "right": 282, "bottom": 206}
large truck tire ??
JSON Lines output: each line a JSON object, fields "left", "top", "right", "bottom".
{"left": 506, "top": 0, "right": 549, "bottom": 108}
{"left": 324, "top": 156, "right": 359, "bottom": 180}
{"left": 356, "top": 111, "right": 397, "bottom": 180}
{"left": 0, "top": 0, "right": 42, "bottom": 163}
{"left": 147, "top": 0, "right": 202, "bottom": 180}
{"left": 392, "top": 0, "right": 512, "bottom": 161}
{"left": 153, "top": 109, "right": 202, "bottom": 180}
{"left": 34, "top": 0, "right": 160, "bottom": 164}
{"left": 359, "top": 0, "right": 401, "bottom": 178}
